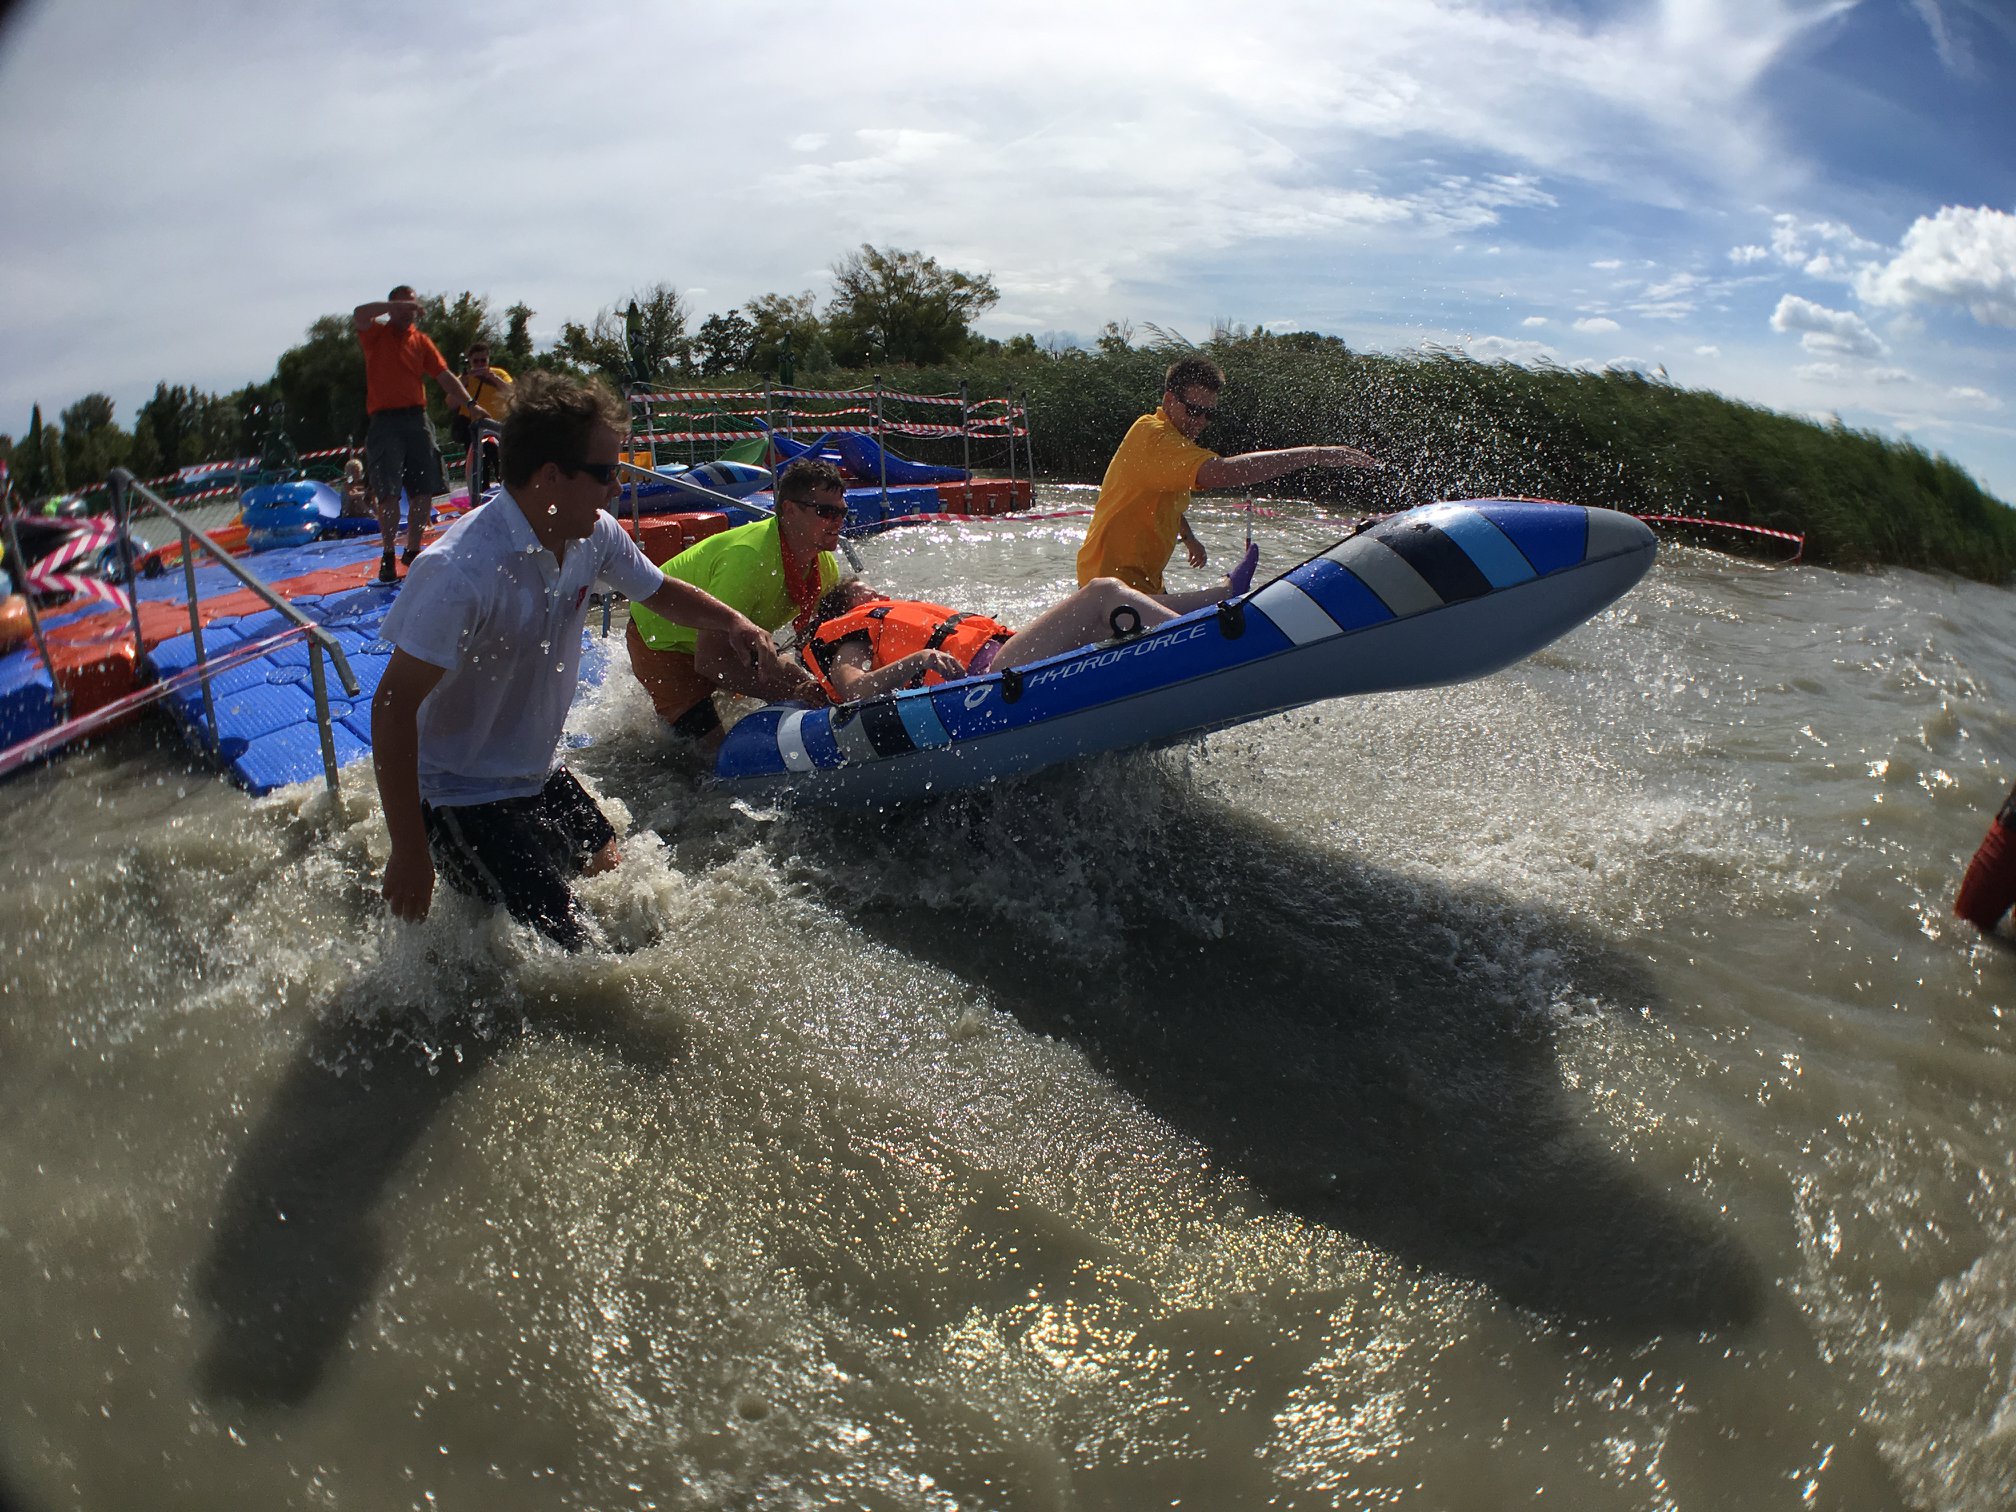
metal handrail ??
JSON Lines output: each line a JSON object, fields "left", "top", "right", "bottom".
{"left": 109, "top": 467, "right": 362, "bottom": 793}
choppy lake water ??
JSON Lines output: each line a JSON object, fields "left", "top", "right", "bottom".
{"left": 4, "top": 487, "right": 2015, "bottom": 1510}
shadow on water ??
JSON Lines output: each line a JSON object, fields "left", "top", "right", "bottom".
{"left": 775, "top": 760, "right": 1764, "bottom": 1338}
{"left": 193, "top": 969, "right": 687, "bottom": 1410}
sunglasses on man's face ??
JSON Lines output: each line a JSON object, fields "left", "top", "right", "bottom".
{"left": 570, "top": 461, "right": 621, "bottom": 485}
{"left": 1170, "top": 393, "right": 1218, "bottom": 420}
{"left": 799, "top": 499, "right": 848, "bottom": 522}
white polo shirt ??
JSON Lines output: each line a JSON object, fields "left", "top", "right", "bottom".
{"left": 380, "top": 489, "right": 664, "bottom": 806}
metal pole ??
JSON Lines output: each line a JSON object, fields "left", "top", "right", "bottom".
{"left": 873, "top": 373, "right": 888, "bottom": 517}
{"left": 110, "top": 471, "right": 145, "bottom": 656}
{"left": 959, "top": 380, "right": 972, "bottom": 514}
{"left": 1019, "top": 389, "right": 1033, "bottom": 509}
{"left": 307, "top": 640, "right": 340, "bottom": 792}
{"left": 764, "top": 382, "right": 777, "bottom": 476}
{"left": 179, "top": 523, "right": 219, "bottom": 750}
{"left": 1004, "top": 391, "right": 1020, "bottom": 504}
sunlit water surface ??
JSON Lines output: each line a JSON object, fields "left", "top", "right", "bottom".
{"left": 4, "top": 490, "right": 2015, "bottom": 1510}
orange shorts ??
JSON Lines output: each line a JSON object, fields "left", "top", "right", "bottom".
{"left": 625, "top": 621, "right": 720, "bottom": 736}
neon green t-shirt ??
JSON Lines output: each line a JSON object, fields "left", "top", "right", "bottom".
{"left": 628, "top": 514, "right": 839, "bottom": 654}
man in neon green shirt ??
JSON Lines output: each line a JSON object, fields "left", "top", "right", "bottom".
{"left": 627, "top": 459, "right": 842, "bottom": 743}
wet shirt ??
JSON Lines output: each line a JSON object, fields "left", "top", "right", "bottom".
{"left": 359, "top": 322, "right": 448, "bottom": 414}
{"left": 628, "top": 514, "right": 838, "bottom": 656}
{"left": 1076, "top": 409, "right": 1216, "bottom": 594}
{"left": 381, "top": 490, "right": 664, "bottom": 806}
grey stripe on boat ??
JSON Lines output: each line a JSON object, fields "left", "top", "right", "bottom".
{"left": 1584, "top": 507, "right": 1640, "bottom": 563}
{"left": 1249, "top": 579, "right": 1344, "bottom": 646}
{"left": 832, "top": 708, "right": 880, "bottom": 766}
{"left": 1325, "top": 535, "right": 1444, "bottom": 617}
{"left": 777, "top": 709, "right": 814, "bottom": 772}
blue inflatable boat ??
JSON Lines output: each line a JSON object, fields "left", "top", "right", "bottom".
{"left": 713, "top": 498, "right": 1657, "bottom": 807}
{"left": 622, "top": 459, "right": 772, "bottom": 512}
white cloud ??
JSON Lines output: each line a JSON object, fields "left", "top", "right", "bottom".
{"left": 1730, "top": 245, "right": 1770, "bottom": 264}
{"left": 1771, "top": 293, "right": 1887, "bottom": 357}
{"left": 1911, "top": 0, "right": 1977, "bottom": 78}
{"left": 1767, "top": 213, "right": 1883, "bottom": 282}
{"left": 1521, "top": 316, "right": 1550, "bottom": 326}
{"left": 1591, "top": 259, "right": 1623, "bottom": 270}
{"left": 1467, "top": 336, "right": 1556, "bottom": 364}
{"left": 1694, "top": 344, "right": 1721, "bottom": 357}
{"left": 1574, "top": 316, "right": 1622, "bottom": 333}
{"left": 1857, "top": 205, "right": 2016, "bottom": 328}
{"left": 1949, "top": 385, "right": 2004, "bottom": 410}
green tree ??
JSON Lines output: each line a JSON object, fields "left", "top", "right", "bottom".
{"left": 59, "top": 393, "right": 131, "bottom": 489}
{"left": 744, "top": 291, "right": 828, "bottom": 380}
{"left": 695, "top": 308, "right": 757, "bottom": 377}
{"left": 274, "top": 314, "right": 368, "bottom": 452}
{"left": 421, "top": 290, "right": 500, "bottom": 375}
{"left": 132, "top": 384, "right": 201, "bottom": 473}
{"left": 502, "top": 302, "right": 536, "bottom": 372}
{"left": 227, "top": 379, "right": 291, "bottom": 469}
{"left": 14, "top": 404, "right": 65, "bottom": 498}
{"left": 556, "top": 283, "right": 691, "bottom": 389}
{"left": 825, "top": 245, "right": 1000, "bottom": 367}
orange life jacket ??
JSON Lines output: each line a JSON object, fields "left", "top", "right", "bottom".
{"left": 801, "top": 598, "right": 1012, "bottom": 698}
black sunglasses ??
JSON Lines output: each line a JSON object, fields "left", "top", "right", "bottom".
{"left": 569, "top": 461, "right": 621, "bottom": 484}
{"left": 1169, "top": 393, "right": 1219, "bottom": 419}
{"left": 798, "top": 499, "right": 848, "bottom": 521}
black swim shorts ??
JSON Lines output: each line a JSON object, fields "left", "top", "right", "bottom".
{"left": 421, "top": 767, "right": 617, "bottom": 951}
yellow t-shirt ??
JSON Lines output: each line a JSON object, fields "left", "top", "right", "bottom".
{"left": 462, "top": 365, "right": 513, "bottom": 421}
{"left": 628, "top": 515, "right": 839, "bottom": 655}
{"left": 1076, "top": 408, "right": 1216, "bottom": 593}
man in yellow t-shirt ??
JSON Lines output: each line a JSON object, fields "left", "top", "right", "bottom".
{"left": 1077, "top": 356, "right": 1384, "bottom": 608}
{"left": 459, "top": 342, "right": 514, "bottom": 422}
{"left": 455, "top": 341, "right": 513, "bottom": 492}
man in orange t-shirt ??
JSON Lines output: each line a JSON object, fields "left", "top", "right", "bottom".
{"left": 1077, "top": 356, "right": 1384, "bottom": 608}
{"left": 353, "top": 286, "right": 482, "bottom": 584}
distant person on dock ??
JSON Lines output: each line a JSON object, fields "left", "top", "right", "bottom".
{"left": 1078, "top": 355, "right": 1382, "bottom": 606}
{"left": 625, "top": 458, "right": 842, "bottom": 748}
{"left": 453, "top": 341, "right": 513, "bottom": 492}
{"left": 799, "top": 577, "right": 1178, "bottom": 702}
{"left": 353, "top": 286, "right": 483, "bottom": 585}
{"left": 339, "top": 457, "right": 370, "bottom": 518}
{"left": 372, "top": 373, "right": 771, "bottom": 951}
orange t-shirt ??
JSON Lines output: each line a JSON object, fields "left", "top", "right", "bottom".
{"left": 359, "top": 322, "right": 448, "bottom": 414}
{"left": 1076, "top": 408, "right": 1215, "bottom": 594}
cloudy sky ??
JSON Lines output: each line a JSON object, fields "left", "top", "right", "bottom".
{"left": 2, "top": 0, "right": 2012, "bottom": 501}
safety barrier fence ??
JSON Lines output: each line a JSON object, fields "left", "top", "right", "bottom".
{"left": 623, "top": 378, "right": 1032, "bottom": 518}
{"left": 26, "top": 467, "right": 362, "bottom": 794}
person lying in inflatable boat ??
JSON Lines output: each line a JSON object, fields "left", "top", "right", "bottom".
{"left": 799, "top": 567, "right": 1248, "bottom": 703}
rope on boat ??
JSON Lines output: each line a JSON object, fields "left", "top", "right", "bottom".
{"left": 1632, "top": 515, "right": 1805, "bottom": 562}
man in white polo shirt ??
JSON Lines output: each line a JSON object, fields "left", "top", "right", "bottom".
{"left": 371, "top": 372, "right": 775, "bottom": 950}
